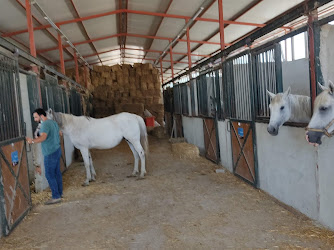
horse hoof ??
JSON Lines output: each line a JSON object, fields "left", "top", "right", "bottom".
{"left": 136, "top": 176, "right": 145, "bottom": 180}
{"left": 82, "top": 182, "right": 89, "bottom": 187}
{"left": 127, "top": 174, "right": 137, "bottom": 178}
{"left": 89, "top": 179, "right": 96, "bottom": 182}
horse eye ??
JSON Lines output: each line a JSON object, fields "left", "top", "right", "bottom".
{"left": 320, "top": 106, "right": 328, "bottom": 111}
{"left": 280, "top": 106, "right": 284, "bottom": 110}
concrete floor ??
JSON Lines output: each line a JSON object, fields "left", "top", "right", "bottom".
{"left": 1, "top": 136, "right": 334, "bottom": 249}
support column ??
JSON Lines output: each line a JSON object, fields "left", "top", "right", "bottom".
{"left": 26, "top": 0, "right": 42, "bottom": 106}
{"left": 57, "top": 25, "right": 65, "bottom": 75}
{"left": 160, "top": 59, "right": 164, "bottom": 84}
{"left": 186, "top": 19, "right": 192, "bottom": 69}
{"left": 308, "top": 9, "right": 318, "bottom": 108}
{"left": 218, "top": 0, "right": 225, "bottom": 50}
{"left": 169, "top": 41, "right": 174, "bottom": 80}
{"left": 25, "top": 0, "right": 36, "bottom": 57}
{"left": 74, "top": 52, "right": 80, "bottom": 83}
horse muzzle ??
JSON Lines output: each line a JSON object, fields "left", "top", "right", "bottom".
{"left": 306, "top": 131, "right": 323, "bottom": 145}
{"left": 267, "top": 125, "right": 279, "bottom": 136}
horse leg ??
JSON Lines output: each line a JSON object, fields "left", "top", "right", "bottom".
{"left": 80, "top": 148, "right": 91, "bottom": 186}
{"left": 88, "top": 151, "right": 96, "bottom": 181}
{"left": 130, "top": 140, "right": 146, "bottom": 179}
{"left": 126, "top": 140, "right": 139, "bottom": 177}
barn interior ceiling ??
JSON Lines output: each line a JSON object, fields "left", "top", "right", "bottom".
{"left": 1, "top": 0, "right": 334, "bottom": 83}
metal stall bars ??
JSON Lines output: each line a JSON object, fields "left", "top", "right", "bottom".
{"left": 252, "top": 43, "right": 283, "bottom": 120}
{"left": 44, "top": 72, "right": 69, "bottom": 173}
{"left": 224, "top": 52, "right": 257, "bottom": 186}
{"left": 197, "top": 70, "right": 220, "bottom": 163}
{"left": 0, "top": 52, "right": 31, "bottom": 236}
{"left": 69, "top": 88, "right": 83, "bottom": 116}
{"left": 26, "top": 74, "right": 40, "bottom": 132}
{"left": 172, "top": 84, "right": 183, "bottom": 138}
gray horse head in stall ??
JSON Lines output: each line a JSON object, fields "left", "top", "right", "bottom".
{"left": 266, "top": 87, "right": 292, "bottom": 136}
{"left": 306, "top": 81, "right": 334, "bottom": 145}
{"left": 267, "top": 87, "right": 311, "bottom": 136}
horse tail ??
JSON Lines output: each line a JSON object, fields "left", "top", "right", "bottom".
{"left": 137, "top": 116, "right": 149, "bottom": 155}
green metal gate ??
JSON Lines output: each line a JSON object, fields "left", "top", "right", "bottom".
{"left": 0, "top": 52, "right": 31, "bottom": 236}
{"left": 224, "top": 52, "right": 257, "bottom": 186}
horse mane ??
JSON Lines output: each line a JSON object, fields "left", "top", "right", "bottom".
{"left": 288, "top": 94, "right": 311, "bottom": 123}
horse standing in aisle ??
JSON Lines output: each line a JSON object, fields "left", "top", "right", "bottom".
{"left": 266, "top": 87, "right": 311, "bottom": 136}
{"left": 47, "top": 109, "right": 148, "bottom": 186}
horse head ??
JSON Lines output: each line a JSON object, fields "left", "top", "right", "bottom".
{"left": 46, "top": 108, "right": 64, "bottom": 129}
{"left": 46, "top": 108, "right": 54, "bottom": 120}
{"left": 306, "top": 81, "right": 334, "bottom": 145}
{"left": 266, "top": 87, "right": 292, "bottom": 136}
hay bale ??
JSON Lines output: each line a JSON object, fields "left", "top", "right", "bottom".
{"left": 171, "top": 142, "right": 199, "bottom": 159}
{"left": 101, "top": 71, "right": 110, "bottom": 78}
{"left": 115, "top": 103, "right": 144, "bottom": 116}
{"left": 152, "top": 126, "right": 165, "bottom": 138}
{"left": 111, "top": 64, "right": 121, "bottom": 72}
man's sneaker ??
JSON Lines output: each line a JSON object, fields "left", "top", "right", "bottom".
{"left": 44, "top": 198, "right": 61, "bottom": 205}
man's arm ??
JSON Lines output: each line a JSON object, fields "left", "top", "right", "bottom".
{"left": 26, "top": 132, "right": 47, "bottom": 144}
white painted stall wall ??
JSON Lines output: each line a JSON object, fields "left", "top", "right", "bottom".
{"left": 181, "top": 116, "right": 205, "bottom": 154}
{"left": 217, "top": 120, "right": 233, "bottom": 172}
{"left": 19, "top": 73, "right": 34, "bottom": 182}
{"left": 320, "top": 24, "right": 334, "bottom": 84}
{"left": 256, "top": 123, "right": 319, "bottom": 220}
{"left": 316, "top": 137, "right": 334, "bottom": 229}
{"left": 64, "top": 134, "right": 75, "bottom": 167}
{"left": 282, "top": 58, "right": 310, "bottom": 96}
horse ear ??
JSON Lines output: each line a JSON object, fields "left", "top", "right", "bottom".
{"left": 266, "top": 89, "right": 276, "bottom": 99}
{"left": 318, "top": 82, "right": 327, "bottom": 92}
{"left": 283, "top": 86, "right": 291, "bottom": 97}
{"left": 329, "top": 80, "right": 334, "bottom": 95}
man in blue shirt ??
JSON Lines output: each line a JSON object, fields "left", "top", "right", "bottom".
{"left": 26, "top": 108, "right": 63, "bottom": 205}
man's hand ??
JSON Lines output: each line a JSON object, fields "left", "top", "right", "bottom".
{"left": 35, "top": 166, "right": 42, "bottom": 175}
{"left": 59, "top": 131, "right": 63, "bottom": 137}
{"left": 26, "top": 137, "right": 33, "bottom": 144}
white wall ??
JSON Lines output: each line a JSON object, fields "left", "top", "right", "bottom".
{"left": 64, "top": 134, "right": 75, "bottom": 167}
{"left": 320, "top": 24, "right": 334, "bottom": 84}
{"left": 282, "top": 58, "right": 310, "bottom": 96}
{"left": 19, "top": 73, "right": 34, "bottom": 182}
{"left": 256, "top": 123, "right": 319, "bottom": 220}
{"left": 217, "top": 120, "right": 233, "bottom": 172}
{"left": 182, "top": 116, "right": 205, "bottom": 154}
{"left": 316, "top": 137, "right": 334, "bottom": 229}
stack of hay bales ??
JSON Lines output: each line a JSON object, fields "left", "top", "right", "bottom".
{"left": 90, "top": 63, "right": 164, "bottom": 122}
{"left": 66, "top": 66, "right": 92, "bottom": 91}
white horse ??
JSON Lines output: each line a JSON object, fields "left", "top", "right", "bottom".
{"left": 266, "top": 87, "right": 311, "bottom": 135}
{"left": 46, "top": 109, "right": 148, "bottom": 185}
{"left": 306, "top": 81, "right": 334, "bottom": 145}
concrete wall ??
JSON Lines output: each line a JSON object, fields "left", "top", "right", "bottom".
{"left": 64, "top": 134, "right": 75, "bottom": 167}
{"left": 217, "top": 120, "right": 233, "bottom": 172}
{"left": 182, "top": 116, "right": 205, "bottom": 154}
{"left": 282, "top": 58, "right": 310, "bottom": 96}
{"left": 256, "top": 123, "right": 334, "bottom": 229}
{"left": 320, "top": 24, "right": 334, "bottom": 84}
{"left": 19, "top": 73, "right": 34, "bottom": 182}
{"left": 256, "top": 123, "right": 318, "bottom": 220}
{"left": 316, "top": 137, "right": 334, "bottom": 229}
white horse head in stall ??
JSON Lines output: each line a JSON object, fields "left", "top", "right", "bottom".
{"left": 306, "top": 81, "right": 334, "bottom": 145}
{"left": 266, "top": 87, "right": 311, "bottom": 136}
{"left": 46, "top": 109, "right": 149, "bottom": 186}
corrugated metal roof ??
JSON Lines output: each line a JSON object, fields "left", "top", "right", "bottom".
{"left": 0, "top": 0, "right": 333, "bottom": 82}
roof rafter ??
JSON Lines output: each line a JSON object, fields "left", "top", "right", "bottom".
{"left": 1, "top": 9, "right": 266, "bottom": 38}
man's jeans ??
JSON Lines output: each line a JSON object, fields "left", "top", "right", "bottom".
{"left": 44, "top": 147, "right": 63, "bottom": 199}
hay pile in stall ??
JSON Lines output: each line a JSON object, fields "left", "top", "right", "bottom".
{"left": 171, "top": 141, "right": 200, "bottom": 159}
{"left": 89, "top": 63, "right": 164, "bottom": 124}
